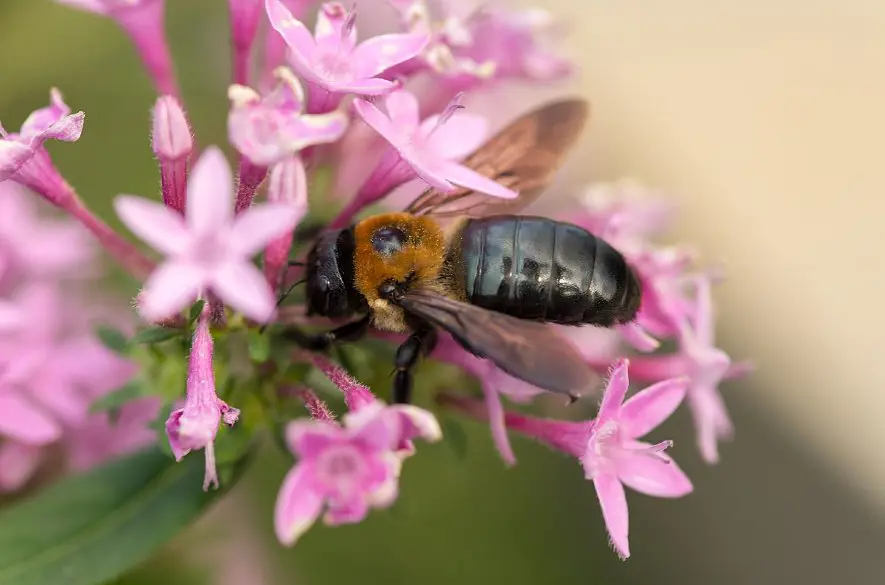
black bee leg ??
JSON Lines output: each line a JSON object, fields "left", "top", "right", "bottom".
{"left": 283, "top": 314, "right": 371, "bottom": 351}
{"left": 393, "top": 326, "right": 438, "bottom": 404}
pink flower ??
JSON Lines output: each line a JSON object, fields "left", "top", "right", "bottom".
{"left": 452, "top": 7, "right": 572, "bottom": 83}
{"left": 56, "top": 1, "right": 179, "bottom": 97}
{"left": 309, "top": 354, "right": 442, "bottom": 456}
{"left": 629, "top": 276, "right": 751, "bottom": 464}
{"left": 151, "top": 96, "right": 193, "bottom": 214}
{"left": 165, "top": 309, "right": 240, "bottom": 491}
{"left": 274, "top": 414, "right": 400, "bottom": 545}
{"left": 0, "top": 184, "right": 94, "bottom": 283}
{"left": 114, "top": 147, "right": 301, "bottom": 322}
{"left": 446, "top": 359, "right": 692, "bottom": 559}
{"left": 265, "top": 0, "right": 429, "bottom": 112}
{"left": 335, "top": 90, "right": 514, "bottom": 227}
{"left": 0, "top": 88, "right": 84, "bottom": 204}
{"left": 227, "top": 68, "right": 348, "bottom": 167}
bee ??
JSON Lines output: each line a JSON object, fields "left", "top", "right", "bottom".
{"left": 286, "top": 99, "right": 641, "bottom": 404}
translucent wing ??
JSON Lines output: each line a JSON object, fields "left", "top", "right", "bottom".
{"left": 397, "top": 289, "right": 595, "bottom": 398}
{"left": 404, "top": 99, "right": 590, "bottom": 219}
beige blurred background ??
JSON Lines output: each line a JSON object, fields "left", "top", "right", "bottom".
{"left": 532, "top": 0, "right": 885, "bottom": 511}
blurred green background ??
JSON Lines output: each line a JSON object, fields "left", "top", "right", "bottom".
{"left": 3, "top": 1, "right": 885, "bottom": 584}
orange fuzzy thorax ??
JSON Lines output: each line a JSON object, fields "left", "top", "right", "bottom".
{"left": 352, "top": 212, "right": 446, "bottom": 304}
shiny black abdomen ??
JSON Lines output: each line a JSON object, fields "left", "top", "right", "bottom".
{"left": 459, "top": 215, "right": 641, "bottom": 326}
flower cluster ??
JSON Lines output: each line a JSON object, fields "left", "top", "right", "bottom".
{"left": 0, "top": 0, "right": 753, "bottom": 560}
{"left": 0, "top": 183, "right": 158, "bottom": 491}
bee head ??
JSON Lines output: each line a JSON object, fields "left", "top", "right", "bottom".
{"left": 306, "top": 228, "right": 358, "bottom": 317}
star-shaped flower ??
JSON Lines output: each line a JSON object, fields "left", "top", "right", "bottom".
{"left": 114, "top": 147, "right": 300, "bottom": 322}
{"left": 265, "top": 0, "right": 428, "bottom": 109}
{"left": 0, "top": 89, "right": 84, "bottom": 202}
{"left": 443, "top": 358, "right": 692, "bottom": 559}
{"left": 350, "top": 89, "right": 515, "bottom": 210}
{"left": 228, "top": 67, "right": 348, "bottom": 167}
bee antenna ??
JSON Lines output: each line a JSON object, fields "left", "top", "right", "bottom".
{"left": 259, "top": 278, "right": 308, "bottom": 334}
{"left": 288, "top": 260, "right": 306, "bottom": 267}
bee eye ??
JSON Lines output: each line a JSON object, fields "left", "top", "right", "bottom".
{"left": 371, "top": 226, "right": 407, "bottom": 257}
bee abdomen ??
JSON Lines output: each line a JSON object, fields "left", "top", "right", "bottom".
{"left": 460, "top": 216, "right": 640, "bottom": 326}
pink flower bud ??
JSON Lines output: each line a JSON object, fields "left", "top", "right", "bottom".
{"left": 151, "top": 96, "right": 192, "bottom": 213}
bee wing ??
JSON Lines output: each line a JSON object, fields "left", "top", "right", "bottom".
{"left": 397, "top": 289, "right": 595, "bottom": 398}
{"left": 404, "top": 99, "right": 590, "bottom": 219}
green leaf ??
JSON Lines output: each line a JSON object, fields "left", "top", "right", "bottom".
{"left": 247, "top": 329, "right": 270, "bottom": 363}
{"left": 187, "top": 300, "right": 206, "bottom": 323}
{"left": 95, "top": 326, "right": 129, "bottom": 355}
{"left": 0, "top": 446, "right": 252, "bottom": 585}
{"left": 440, "top": 416, "right": 469, "bottom": 460}
{"left": 88, "top": 381, "right": 144, "bottom": 416}
{"left": 131, "top": 327, "right": 183, "bottom": 345}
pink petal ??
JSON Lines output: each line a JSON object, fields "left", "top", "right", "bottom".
{"left": 692, "top": 275, "right": 715, "bottom": 346}
{"left": 0, "top": 394, "right": 62, "bottom": 444}
{"left": 275, "top": 464, "right": 324, "bottom": 546}
{"left": 626, "top": 354, "right": 690, "bottom": 382}
{"left": 210, "top": 261, "right": 276, "bottom": 322}
{"left": 265, "top": 0, "right": 316, "bottom": 59}
{"left": 353, "top": 33, "right": 429, "bottom": 78}
{"left": 0, "top": 443, "right": 43, "bottom": 492}
{"left": 437, "top": 161, "right": 518, "bottom": 199}
{"left": 390, "top": 405, "right": 442, "bottom": 443}
{"left": 139, "top": 260, "right": 203, "bottom": 321}
{"left": 384, "top": 90, "right": 421, "bottom": 130}
{"left": 688, "top": 387, "right": 734, "bottom": 465}
{"left": 0, "top": 140, "right": 34, "bottom": 181}
{"left": 230, "top": 203, "right": 301, "bottom": 256}
{"left": 335, "top": 78, "right": 396, "bottom": 95}
{"left": 36, "top": 111, "right": 85, "bottom": 143}
{"left": 113, "top": 195, "right": 189, "bottom": 256}
{"left": 353, "top": 98, "right": 399, "bottom": 144}
{"left": 323, "top": 497, "right": 370, "bottom": 526}
{"left": 620, "top": 377, "right": 688, "bottom": 439}
{"left": 616, "top": 442, "right": 693, "bottom": 498}
{"left": 483, "top": 384, "right": 516, "bottom": 466}
{"left": 186, "top": 147, "right": 234, "bottom": 235}
{"left": 420, "top": 112, "right": 487, "bottom": 160}
{"left": 616, "top": 322, "right": 660, "bottom": 352}
{"left": 281, "top": 112, "right": 349, "bottom": 151}
{"left": 287, "top": 420, "right": 342, "bottom": 458}
{"left": 350, "top": 408, "right": 399, "bottom": 452}
{"left": 593, "top": 473, "right": 630, "bottom": 559}
{"left": 19, "top": 88, "right": 70, "bottom": 137}
{"left": 313, "top": 2, "right": 357, "bottom": 53}
{"left": 597, "top": 358, "right": 629, "bottom": 422}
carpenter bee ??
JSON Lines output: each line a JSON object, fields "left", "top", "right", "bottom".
{"left": 286, "top": 99, "right": 641, "bottom": 404}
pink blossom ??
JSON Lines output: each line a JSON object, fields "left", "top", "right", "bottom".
{"left": 334, "top": 90, "right": 514, "bottom": 227}
{"left": 151, "top": 96, "right": 193, "bottom": 214}
{"left": 0, "top": 88, "right": 84, "bottom": 204}
{"left": 166, "top": 309, "right": 240, "bottom": 491}
{"left": 265, "top": 0, "right": 429, "bottom": 112}
{"left": 227, "top": 68, "right": 348, "bottom": 167}
{"left": 443, "top": 359, "right": 692, "bottom": 559}
{"left": 629, "top": 276, "right": 752, "bottom": 464}
{"left": 0, "top": 184, "right": 94, "bottom": 283}
{"left": 388, "top": 1, "right": 571, "bottom": 86}
{"left": 310, "top": 354, "right": 442, "bottom": 456}
{"left": 56, "top": 1, "right": 179, "bottom": 97}
{"left": 114, "top": 147, "right": 301, "bottom": 322}
{"left": 274, "top": 414, "right": 399, "bottom": 545}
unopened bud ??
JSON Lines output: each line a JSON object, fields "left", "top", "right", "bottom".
{"left": 151, "top": 96, "right": 193, "bottom": 161}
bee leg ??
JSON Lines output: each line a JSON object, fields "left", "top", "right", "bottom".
{"left": 283, "top": 314, "right": 371, "bottom": 351}
{"left": 393, "top": 326, "right": 438, "bottom": 404}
